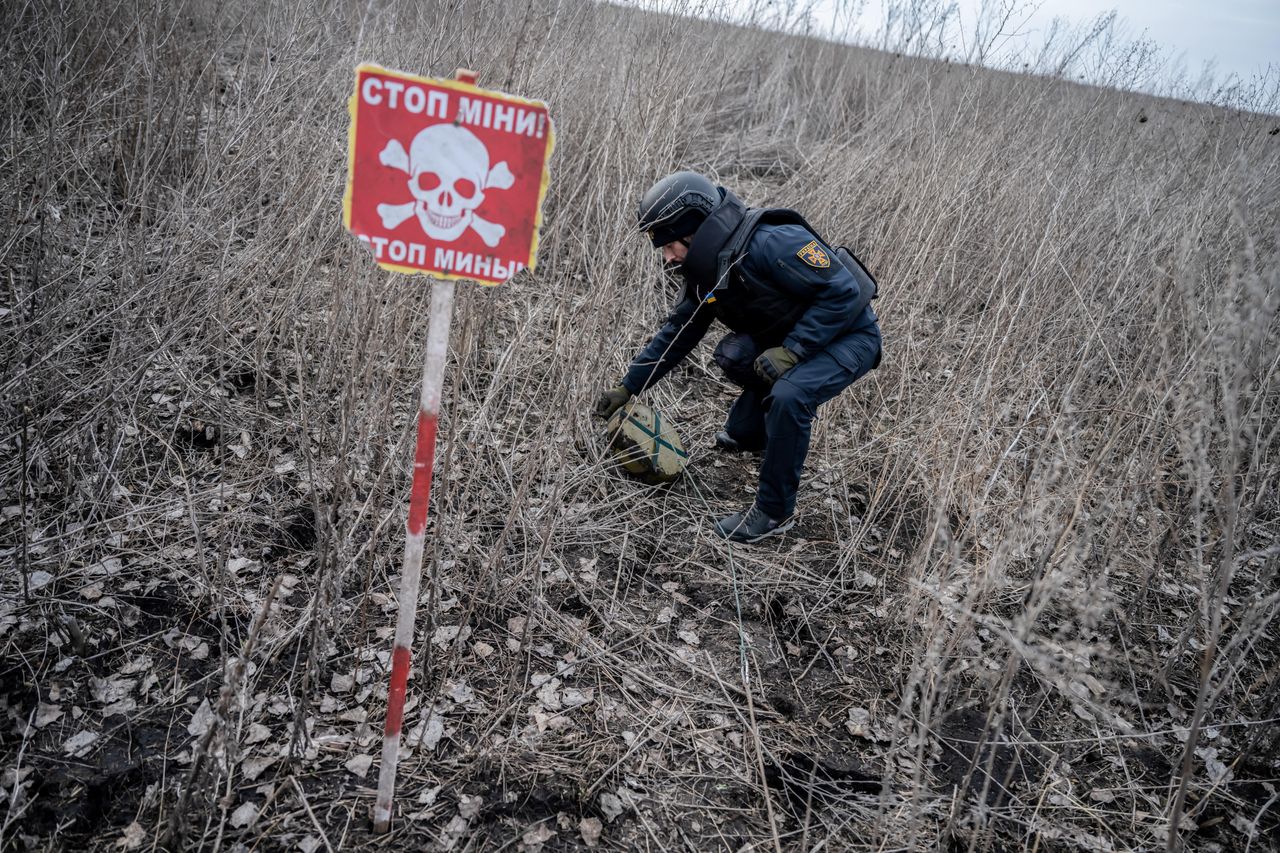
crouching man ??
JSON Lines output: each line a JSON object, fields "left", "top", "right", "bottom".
{"left": 596, "top": 171, "right": 882, "bottom": 544}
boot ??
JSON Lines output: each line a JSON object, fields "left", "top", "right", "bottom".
{"left": 714, "top": 430, "right": 763, "bottom": 453}
{"left": 714, "top": 504, "right": 795, "bottom": 544}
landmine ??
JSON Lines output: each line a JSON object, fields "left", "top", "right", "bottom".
{"left": 607, "top": 403, "right": 688, "bottom": 484}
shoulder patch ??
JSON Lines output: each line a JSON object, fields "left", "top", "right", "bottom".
{"left": 796, "top": 240, "right": 830, "bottom": 269}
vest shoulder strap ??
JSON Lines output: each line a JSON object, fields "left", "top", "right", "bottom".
{"left": 715, "top": 207, "right": 882, "bottom": 307}
{"left": 731, "top": 208, "right": 818, "bottom": 255}
{"left": 716, "top": 208, "right": 817, "bottom": 283}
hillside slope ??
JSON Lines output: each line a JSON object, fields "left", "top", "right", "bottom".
{"left": 2, "top": 0, "right": 1278, "bottom": 850}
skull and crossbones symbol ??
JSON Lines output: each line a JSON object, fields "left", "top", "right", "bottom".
{"left": 376, "top": 124, "right": 513, "bottom": 247}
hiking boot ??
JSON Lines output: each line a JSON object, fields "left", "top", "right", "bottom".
{"left": 714, "top": 504, "right": 796, "bottom": 544}
{"left": 714, "top": 430, "right": 763, "bottom": 454}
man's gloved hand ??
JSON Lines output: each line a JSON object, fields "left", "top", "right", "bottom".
{"left": 753, "top": 347, "right": 799, "bottom": 384}
{"left": 595, "top": 384, "right": 632, "bottom": 419}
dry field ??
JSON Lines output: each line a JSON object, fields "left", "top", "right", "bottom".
{"left": 2, "top": 0, "right": 1278, "bottom": 850}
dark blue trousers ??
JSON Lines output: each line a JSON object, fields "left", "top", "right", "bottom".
{"left": 713, "top": 330, "right": 881, "bottom": 518}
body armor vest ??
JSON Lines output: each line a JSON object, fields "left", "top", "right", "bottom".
{"left": 681, "top": 190, "right": 877, "bottom": 347}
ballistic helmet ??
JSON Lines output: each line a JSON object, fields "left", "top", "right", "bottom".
{"left": 637, "top": 171, "right": 718, "bottom": 247}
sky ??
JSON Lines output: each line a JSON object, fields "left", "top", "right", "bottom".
{"left": 851, "top": 0, "right": 1279, "bottom": 86}
{"left": 1031, "top": 0, "right": 1276, "bottom": 84}
{"left": 667, "top": 0, "right": 1279, "bottom": 103}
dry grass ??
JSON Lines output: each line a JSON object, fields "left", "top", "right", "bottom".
{"left": 2, "top": 0, "right": 1278, "bottom": 850}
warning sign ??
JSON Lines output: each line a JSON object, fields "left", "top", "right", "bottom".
{"left": 343, "top": 64, "right": 555, "bottom": 285}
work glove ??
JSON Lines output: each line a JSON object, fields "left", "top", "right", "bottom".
{"left": 595, "top": 384, "right": 632, "bottom": 419}
{"left": 753, "top": 347, "right": 799, "bottom": 385}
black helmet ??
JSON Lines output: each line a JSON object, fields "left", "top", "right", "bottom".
{"left": 637, "top": 171, "right": 719, "bottom": 247}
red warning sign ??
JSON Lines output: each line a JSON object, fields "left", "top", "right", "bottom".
{"left": 343, "top": 64, "right": 555, "bottom": 285}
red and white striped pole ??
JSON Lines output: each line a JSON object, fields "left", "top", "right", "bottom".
{"left": 371, "top": 69, "right": 474, "bottom": 836}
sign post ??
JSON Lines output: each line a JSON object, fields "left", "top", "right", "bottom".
{"left": 343, "top": 65, "right": 554, "bottom": 834}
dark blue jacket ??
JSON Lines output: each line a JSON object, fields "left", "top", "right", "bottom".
{"left": 622, "top": 222, "right": 879, "bottom": 393}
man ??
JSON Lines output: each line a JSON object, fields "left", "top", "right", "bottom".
{"left": 596, "top": 171, "right": 882, "bottom": 544}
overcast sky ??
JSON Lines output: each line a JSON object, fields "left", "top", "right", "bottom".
{"left": 655, "top": 0, "right": 1277, "bottom": 100}
{"left": 1066, "top": 0, "right": 1275, "bottom": 83}
{"left": 822, "top": 0, "right": 1278, "bottom": 90}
